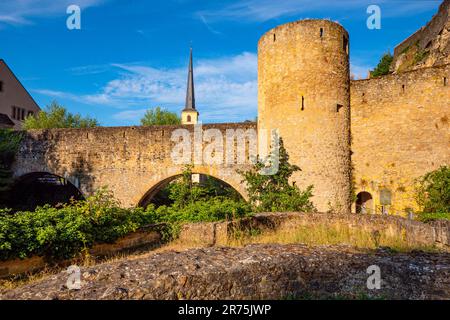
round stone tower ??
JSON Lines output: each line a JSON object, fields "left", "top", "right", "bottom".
{"left": 258, "top": 19, "right": 352, "bottom": 213}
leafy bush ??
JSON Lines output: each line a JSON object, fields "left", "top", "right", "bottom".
{"left": 370, "top": 53, "right": 393, "bottom": 78}
{"left": 416, "top": 166, "right": 450, "bottom": 215}
{"left": 0, "top": 189, "right": 155, "bottom": 261}
{"left": 0, "top": 130, "right": 23, "bottom": 206}
{"left": 23, "top": 101, "right": 98, "bottom": 129}
{"left": 164, "top": 165, "right": 242, "bottom": 207}
{"left": 413, "top": 50, "right": 429, "bottom": 65}
{"left": 140, "top": 106, "right": 180, "bottom": 126}
{"left": 152, "top": 198, "right": 251, "bottom": 224}
{"left": 0, "top": 129, "right": 23, "bottom": 169}
{"left": 416, "top": 212, "right": 450, "bottom": 223}
{"left": 238, "top": 137, "right": 315, "bottom": 213}
{"left": 0, "top": 186, "right": 251, "bottom": 261}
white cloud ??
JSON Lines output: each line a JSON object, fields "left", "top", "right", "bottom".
{"left": 0, "top": 0, "right": 107, "bottom": 26}
{"left": 36, "top": 52, "right": 259, "bottom": 123}
{"left": 113, "top": 109, "right": 148, "bottom": 121}
{"left": 198, "top": 14, "right": 222, "bottom": 35}
{"left": 67, "top": 64, "right": 112, "bottom": 76}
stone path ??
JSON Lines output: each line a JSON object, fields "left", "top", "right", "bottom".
{"left": 2, "top": 244, "right": 449, "bottom": 300}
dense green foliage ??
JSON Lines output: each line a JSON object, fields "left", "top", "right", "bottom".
{"left": 0, "top": 190, "right": 156, "bottom": 261}
{"left": 370, "top": 53, "right": 393, "bottom": 78}
{"left": 415, "top": 166, "right": 450, "bottom": 220}
{"left": 416, "top": 212, "right": 450, "bottom": 223}
{"left": 148, "top": 199, "right": 250, "bottom": 225}
{"left": 162, "top": 166, "right": 242, "bottom": 207}
{"left": 0, "top": 179, "right": 251, "bottom": 261}
{"left": 0, "top": 129, "right": 22, "bottom": 169}
{"left": 0, "top": 130, "right": 23, "bottom": 206}
{"left": 23, "top": 101, "right": 98, "bottom": 129}
{"left": 147, "top": 165, "right": 251, "bottom": 225}
{"left": 238, "top": 138, "right": 315, "bottom": 212}
{"left": 140, "top": 107, "right": 181, "bottom": 126}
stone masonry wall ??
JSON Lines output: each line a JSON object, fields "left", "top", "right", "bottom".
{"left": 180, "top": 212, "right": 450, "bottom": 248}
{"left": 391, "top": 0, "right": 449, "bottom": 72}
{"left": 258, "top": 19, "right": 352, "bottom": 213}
{"left": 12, "top": 123, "right": 256, "bottom": 207}
{"left": 350, "top": 64, "right": 449, "bottom": 215}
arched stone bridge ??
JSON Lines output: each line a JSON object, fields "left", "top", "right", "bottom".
{"left": 12, "top": 123, "right": 256, "bottom": 207}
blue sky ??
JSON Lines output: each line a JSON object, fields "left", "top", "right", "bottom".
{"left": 0, "top": 0, "right": 443, "bottom": 126}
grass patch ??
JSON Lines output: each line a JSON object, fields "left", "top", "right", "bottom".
{"left": 416, "top": 212, "right": 450, "bottom": 223}
{"left": 225, "top": 223, "right": 439, "bottom": 252}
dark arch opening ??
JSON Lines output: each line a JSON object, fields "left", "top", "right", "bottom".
{"left": 138, "top": 174, "right": 244, "bottom": 208}
{"left": 187, "top": 115, "right": 191, "bottom": 122}
{"left": 355, "top": 191, "right": 373, "bottom": 214}
{"left": 8, "top": 172, "right": 84, "bottom": 211}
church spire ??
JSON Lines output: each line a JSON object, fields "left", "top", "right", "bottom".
{"left": 181, "top": 47, "right": 199, "bottom": 125}
{"left": 184, "top": 47, "right": 196, "bottom": 111}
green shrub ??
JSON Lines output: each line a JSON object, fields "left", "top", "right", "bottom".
{"left": 153, "top": 198, "right": 251, "bottom": 224}
{"left": 370, "top": 53, "right": 393, "bottom": 78}
{"left": 0, "top": 130, "right": 23, "bottom": 206}
{"left": 0, "top": 129, "right": 23, "bottom": 168}
{"left": 416, "top": 166, "right": 450, "bottom": 214}
{"left": 416, "top": 212, "right": 450, "bottom": 223}
{"left": 140, "top": 106, "right": 180, "bottom": 126}
{"left": 0, "top": 187, "right": 251, "bottom": 261}
{"left": 413, "top": 50, "right": 429, "bottom": 65}
{"left": 0, "top": 189, "right": 155, "bottom": 261}
{"left": 164, "top": 165, "right": 242, "bottom": 207}
{"left": 23, "top": 101, "right": 98, "bottom": 129}
{"left": 238, "top": 137, "right": 315, "bottom": 213}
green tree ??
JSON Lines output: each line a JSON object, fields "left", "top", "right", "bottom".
{"left": 416, "top": 166, "right": 450, "bottom": 214}
{"left": 239, "top": 137, "right": 315, "bottom": 212}
{"left": 140, "top": 107, "right": 180, "bottom": 126}
{"left": 370, "top": 53, "right": 393, "bottom": 78}
{"left": 23, "top": 101, "right": 98, "bottom": 129}
{"left": 0, "top": 129, "right": 23, "bottom": 206}
{"left": 167, "top": 165, "right": 204, "bottom": 207}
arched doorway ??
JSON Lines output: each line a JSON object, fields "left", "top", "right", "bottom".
{"left": 8, "top": 172, "right": 84, "bottom": 211}
{"left": 356, "top": 191, "right": 373, "bottom": 214}
{"left": 138, "top": 174, "right": 244, "bottom": 208}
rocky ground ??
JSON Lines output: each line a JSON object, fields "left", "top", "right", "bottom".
{"left": 1, "top": 244, "right": 449, "bottom": 300}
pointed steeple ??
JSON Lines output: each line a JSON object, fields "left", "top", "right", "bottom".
{"left": 184, "top": 47, "right": 196, "bottom": 111}
{"left": 181, "top": 47, "right": 199, "bottom": 125}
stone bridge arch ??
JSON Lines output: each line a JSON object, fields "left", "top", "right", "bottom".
{"left": 8, "top": 171, "right": 84, "bottom": 210}
{"left": 135, "top": 167, "right": 248, "bottom": 208}
{"left": 12, "top": 123, "right": 255, "bottom": 208}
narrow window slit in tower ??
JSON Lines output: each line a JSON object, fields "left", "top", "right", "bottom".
{"left": 337, "top": 104, "right": 343, "bottom": 112}
{"left": 273, "top": 34, "right": 276, "bottom": 42}
{"left": 320, "top": 28, "right": 323, "bottom": 38}
{"left": 343, "top": 36, "right": 348, "bottom": 54}
{"left": 402, "top": 84, "right": 405, "bottom": 93}
{"left": 301, "top": 96, "right": 305, "bottom": 111}
{"left": 444, "top": 77, "right": 447, "bottom": 86}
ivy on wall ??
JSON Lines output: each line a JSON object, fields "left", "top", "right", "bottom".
{"left": 0, "top": 129, "right": 23, "bottom": 206}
